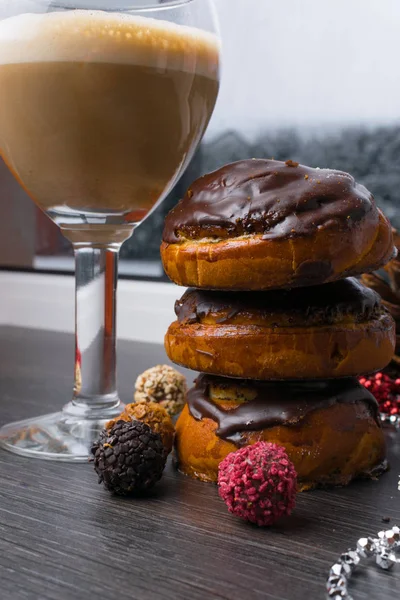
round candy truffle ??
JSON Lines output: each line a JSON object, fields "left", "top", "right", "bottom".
{"left": 218, "top": 442, "right": 297, "bottom": 527}
{"left": 91, "top": 421, "right": 167, "bottom": 496}
{"left": 134, "top": 365, "right": 187, "bottom": 416}
{"left": 106, "top": 402, "right": 175, "bottom": 454}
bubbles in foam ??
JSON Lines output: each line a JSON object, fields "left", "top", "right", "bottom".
{"left": 0, "top": 10, "right": 220, "bottom": 75}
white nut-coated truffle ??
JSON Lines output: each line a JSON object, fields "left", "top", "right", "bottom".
{"left": 134, "top": 365, "right": 187, "bottom": 416}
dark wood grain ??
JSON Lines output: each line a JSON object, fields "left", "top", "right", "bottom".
{"left": 0, "top": 326, "right": 399, "bottom": 600}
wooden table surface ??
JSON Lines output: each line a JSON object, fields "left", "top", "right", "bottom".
{"left": 0, "top": 326, "right": 399, "bottom": 600}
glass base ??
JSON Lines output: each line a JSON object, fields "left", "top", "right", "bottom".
{"left": 0, "top": 402, "right": 125, "bottom": 461}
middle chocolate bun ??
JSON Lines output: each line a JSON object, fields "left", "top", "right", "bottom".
{"left": 165, "top": 277, "right": 395, "bottom": 380}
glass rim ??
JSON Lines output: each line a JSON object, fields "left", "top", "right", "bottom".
{"left": 44, "top": 0, "right": 195, "bottom": 12}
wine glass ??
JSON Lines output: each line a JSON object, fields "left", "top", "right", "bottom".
{"left": 0, "top": 0, "right": 220, "bottom": 460}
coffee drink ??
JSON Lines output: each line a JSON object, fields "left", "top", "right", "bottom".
{"left": 0, "top": 10, "right": 220, "bottom": 219}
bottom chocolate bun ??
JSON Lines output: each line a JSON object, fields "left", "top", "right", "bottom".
{"left": 175, "top": 375, "right": 387, "bottom": 491}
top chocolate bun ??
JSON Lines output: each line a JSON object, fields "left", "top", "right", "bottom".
{"left": 164, "top": 159, "right": 373, "bottom": 243}
{"left": 161, "top": 159, "right": 395, "bottom": 290}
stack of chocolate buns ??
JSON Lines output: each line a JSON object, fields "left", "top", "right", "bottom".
{"left": 161, "top": 159, "right": 397, "bottom": 491}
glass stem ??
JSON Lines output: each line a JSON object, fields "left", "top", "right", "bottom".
{"left": 62, "top": 226, "right": 133, "bottom": 419}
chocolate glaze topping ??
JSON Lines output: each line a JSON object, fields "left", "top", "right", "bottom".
{"left": 175, "top": 278, "right": 382, "bottom": 326}
{"left": 188, "top": 375, "right": 380, "bottom": 445}
{"left": 163, "top": 159, "right": 375, "bottom": 243}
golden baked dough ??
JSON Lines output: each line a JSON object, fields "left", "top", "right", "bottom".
{"left": 161, "top": 160, "right": 395, "bottom": 291}
{"left": 175, "top": 375, "right": 387, "bottom": 491}
{"left": 165, "top": 279, "right": 396, "bottom": 379}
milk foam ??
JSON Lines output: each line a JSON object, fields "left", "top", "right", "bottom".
{"left": 0, "top": 10, "right": 220, "bottom": 76}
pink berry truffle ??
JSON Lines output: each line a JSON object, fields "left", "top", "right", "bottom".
{"left": 218, "top": 442, "right": 297, "bottom": 527}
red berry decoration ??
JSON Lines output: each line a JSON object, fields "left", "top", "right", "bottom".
{"left": 218, "top": 442, "right": 297, "bottom": 527}
{"left": 359, "top": 372, "right": 400, "bottom": 420}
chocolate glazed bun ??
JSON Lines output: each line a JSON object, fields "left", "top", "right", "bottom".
{"left": 161, "top": 159, "right": 395, "bottom": 290}
{"left": 175, "top": 375, "right": 387, "bottom": 490}
{"left": 165, "top": 278, "right": 396, "bottom": 380}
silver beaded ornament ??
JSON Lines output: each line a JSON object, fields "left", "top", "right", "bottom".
{"left": 326, "top": 574, "right": 353, "bottom": 600}
{"left": 326, "top": 592, "right": 353, "bottom": 600}
{"left": 326, "top": 525, "right": 400, "bottom": 600}
{"left": 326, "top": 575, "right": 347, "bottom": 593}
{"left": 356, "top": 537, "right": 377, "bottom": 558}
{"left": 329, "top": 562, "right": 352, "bottom": 579}
{"left": 376, "top": 549, "right": 396, "bottom": 570}
{"left": 339, "top": 551, "right": 360, "bottom": 573}
{"left": 384, "top": 527, "right": 400, "bottom": 548}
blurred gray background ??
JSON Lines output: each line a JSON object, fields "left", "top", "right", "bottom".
{"left": 1, "top": 0, "right": 399, "bottom": 273}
